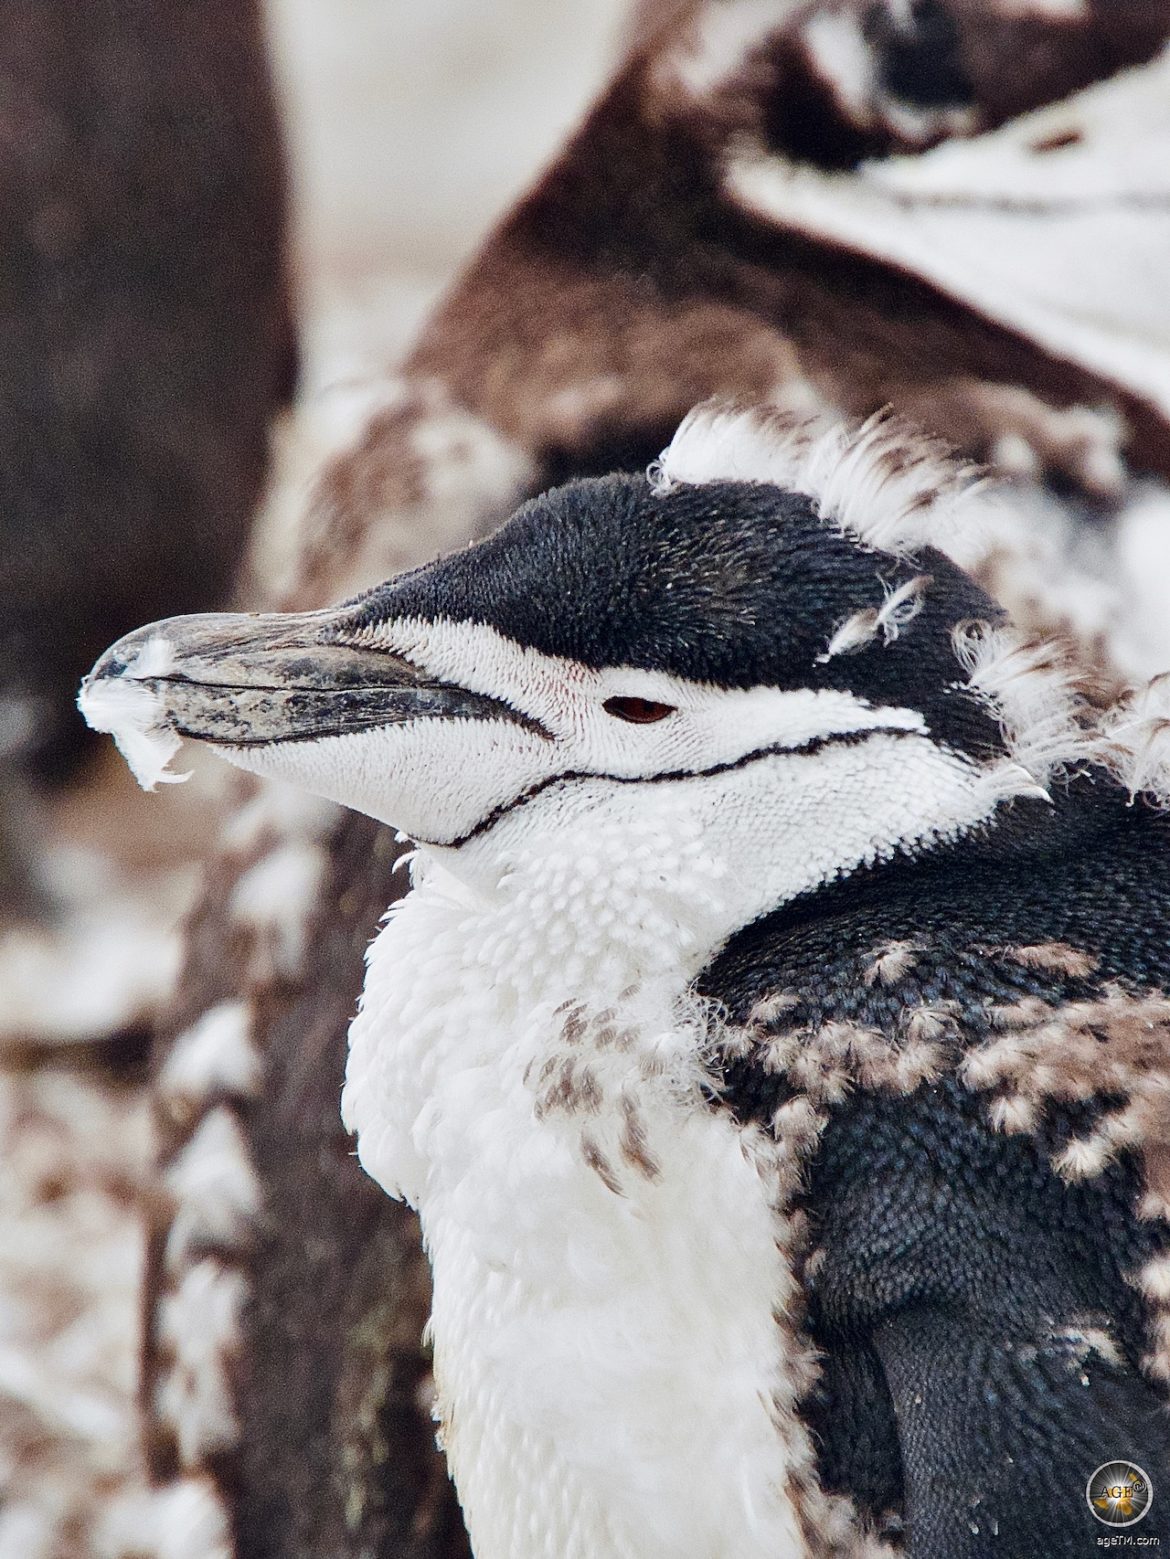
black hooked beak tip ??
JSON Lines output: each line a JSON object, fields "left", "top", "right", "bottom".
{"left": 77, "top": 606, "right": 546, "bottom": 789}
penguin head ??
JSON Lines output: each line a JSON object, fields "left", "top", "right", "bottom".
{"left": 79, "top": 404, "right": 1076, "bottom": 942}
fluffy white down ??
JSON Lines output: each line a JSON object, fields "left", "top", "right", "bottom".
{"left": 343, "top": 720, "right": 1030, "bottom": 1559}
{"left": 650, "top": 401, "right": 979, "bottom": 556}
{"left": 347, "top": 839, "right": 800, "bottom": 1558}
{"left": 77, "top": 634, "right": 189, "bottom": 791}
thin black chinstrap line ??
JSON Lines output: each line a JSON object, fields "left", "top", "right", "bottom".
{"left": 442, "top": 724, "right": 931, "bottom": 848}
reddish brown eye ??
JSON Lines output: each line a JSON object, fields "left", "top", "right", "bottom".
{"left": 602, "top": 696, "right": 676, "bottom": 724}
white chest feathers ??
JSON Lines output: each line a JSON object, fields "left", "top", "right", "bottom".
{"left": 342, "top": 808, "right": 816, "bottom": 1559}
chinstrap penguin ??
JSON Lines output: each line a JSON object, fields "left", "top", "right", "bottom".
{"left": 81, "top": 403, "right": 1170, "bottom": 1558}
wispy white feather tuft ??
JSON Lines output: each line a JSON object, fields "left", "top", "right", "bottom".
{"left": 876, "top": 574, "right": 931, "bottom": 643}
{"left": 76, "top": 676, "right": 188, "bottom": 792}
{"left": 650, "top": 400, "right": 982, "bottom": 556}
{"left": 817, "top": 573, "right": 932, "bottom": 662}
{"left": 818, "top": 608, "right": 881, "bottom": 662}
{"left": 1098, "top": 673, "right": 1170, "bottom": 808}
{"left": 77, "top": 634, "right": 189, "bottom": 791}
{"left": 951, "top": 620, "right": 1096, "bottom": 793}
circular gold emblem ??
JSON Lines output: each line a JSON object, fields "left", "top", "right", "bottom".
{"left": 1087, "top": 1462, "right": 1153, "bottom": 1527}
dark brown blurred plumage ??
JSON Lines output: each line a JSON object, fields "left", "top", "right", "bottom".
{"left": 0, "top": 0, "right": 294, "bottom": 783}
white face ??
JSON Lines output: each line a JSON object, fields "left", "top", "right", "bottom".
{"left": 209, "top": 616, "right": 927, "bottom": 840}
{"left": 212, "top": 615, "right": 1028, "bottom": 945}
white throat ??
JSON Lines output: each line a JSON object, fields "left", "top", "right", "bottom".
{"left": 427, "top": 723, "right": 1019, "bottom": 967}
{"left": 342, "top": 730, "right": 1015, "bottom": 1558}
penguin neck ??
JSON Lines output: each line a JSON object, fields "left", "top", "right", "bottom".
{"left": 418, "top": 726, "right": 1029, "bottom": 1005}
{"left": 701, "top": 772, "right": 1150, "bottom": 1018}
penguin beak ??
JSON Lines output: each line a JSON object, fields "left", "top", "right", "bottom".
{"left": 78, "top": 606, "right": 542, "bottom": 790}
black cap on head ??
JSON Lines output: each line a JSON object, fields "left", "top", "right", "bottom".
{"left": 345, "top": 474, "right": 1007, "bottom": 760}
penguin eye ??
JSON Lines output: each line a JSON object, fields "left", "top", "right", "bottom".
{"left": 602, "top": 696, "right": 676, "bottom": 724}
